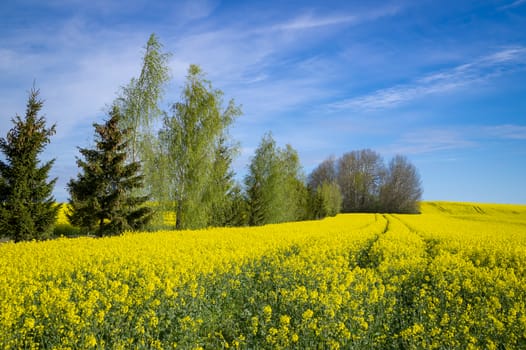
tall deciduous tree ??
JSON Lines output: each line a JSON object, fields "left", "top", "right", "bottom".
{"left": 319, "top": 181, "right": 343, "bottom": 217}
{"left": 116, "top": 33, "right": 171, "bottom": 164}
{"left": 160, "top": 64, "right": 241, "bottom": 229}
{"left": 67, "top": 106, "right": 152, "bottom": 236}
{"left": 308, "top": 156, "right": 337, "bottom": 190}
{"left": 311, "top": 151, "right": 423, "bottom": 214}
{"left": 307, "top": 157, "right": 342, "bottom": 219}
{"left": 281, "top": 144, "right": 309, "bottom": 222}
{"left": 115, "top": 33, "right": 171, "bottom": 227}
{"left": 380, "top": 155, "right": 422, "bottom": 213}
{"left": 245, "top": 133, "right": 307, "bottom": 225}
{"left": 308, "top": 181, "right": 343, "bottom": 219}
{"left": 337, "top": 149, "right": 385, "bottom": 212}
{"left": 0, "top": 88, "right": 59, "bottom": 241}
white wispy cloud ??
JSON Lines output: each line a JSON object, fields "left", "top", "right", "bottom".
{"left": 1, "top": 3, "right": 402, "bottom": 139}
{"left": 272, "top": 14, "right": 358, "bottom": 31}
{"left": 382, "top": 123, "right": 526, "bottom": 156}
{"left": 0, "top": 19, "right": 151, "bottom": 201}
{"left": 3, "top": 1, "right": 524, "bottom": 203}
{"left": 0, "top": 21, "right": 147, "bottom": 135}
{"left": 383, "top": 129, "right": 477, "bottom": 155}
{"left": 482, "top": 124, "right": 526, "bottom": 140}
{"left": 500, "top": 0, "right": 526, "bottom": 10}
{"left": 268, "top": 5, "right": 400, "bottom": 32}
{"left": 330, "top": 46, "right": 526, "bottom": 111}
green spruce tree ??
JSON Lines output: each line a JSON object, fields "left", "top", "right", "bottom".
{"left": 67, "top": 106, "right": 152, "bottom": 236}
{"left": 0, "top": 88, "right": 59, "bottom": 242}
{"left": 245, "top": 133, "right": 281, "bottom": 226}
{"left": 207, "top": 136, "right": 237, "bottom": 227}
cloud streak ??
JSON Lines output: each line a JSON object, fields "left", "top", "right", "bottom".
{"left": 500, "top": 0, "right": 526, "bottom": 10}
{"left": 330, "top": 47, "right": 526, "bottom": 111}
{"left": 2, "top": 1, "right": 525, "bottom": 204}
{"left": 266, "top": 5, "right": 400, "bottom": 33}
{"left": 483, "top": 124, "right": 526, "bottom": 140}
{"left": 272, "top": 14, "right": 358, "bottom": 31}
{"left": 383, "top": 123, "right": 526, "bottom": 156}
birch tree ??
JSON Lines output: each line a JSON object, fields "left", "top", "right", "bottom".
{"left": 161, "top": 65, "right": 241, "bottom": 229}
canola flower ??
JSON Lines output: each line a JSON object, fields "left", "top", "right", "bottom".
{"left": 1, "top": 203, "right": 525, "bottom": 349}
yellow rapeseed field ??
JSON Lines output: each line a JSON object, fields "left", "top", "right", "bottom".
{"left": 1, "top": 202, "right": 525, "bottom": 349}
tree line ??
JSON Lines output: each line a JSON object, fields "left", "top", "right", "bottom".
{"left": 0, "top": 34, "right": 422, "bottom": 241}
{"left": 308, "top": 150, "right": 422, "bottom": 214}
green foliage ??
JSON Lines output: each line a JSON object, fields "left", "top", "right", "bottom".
{"left": 281, "top": 144, "right": 309, "bottom": 222}
{"left": 217, "top": 183, "right": 249, "bottom": 227}
{"left": 245, "top": 133, "right": 308, "bottom": 225}
{"left": 115, "top": 33, "right": 171, "bottom": 164}
{"left": 207, "top": 137, "right": 246, "bottom": 227}
{"left": 67, "top": 106, "right": 153, "bottom": 236}
{"left": 311, "top": 181, "right": 342, "bottom": 218}
{"left": 115, "top": 33, "right": 171, "bottom": 227}
{"left": 52, "top": 223, "right": 81, "bottom": 237}
{"left": 160, "top": 64, "right": 241, "bottom": 229}
{"left": 0, "top": 87, "right": 59, "bottom": 242}
{"left": 245, "top": 133, "right": 281, "bottom": 225}
{"left": 306, "top": 180, "right": 342, "bottom": 220}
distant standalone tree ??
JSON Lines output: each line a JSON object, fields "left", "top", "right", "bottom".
{"left": 380, "top": 155, "right": 423, "bottom": 213}
{"left": 0, "top": 87, "right": 59, "bottom": 241}
{"left": 67, "top": 106, "right": 152, "bottom": 236}
{"left": 160, "top": 64, "right": 241, "bottom": 229}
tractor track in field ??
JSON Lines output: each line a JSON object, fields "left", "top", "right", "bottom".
{"left": 355, "top": 214, "right": 389, "bottom": 269}
{"left": 387, "top": 214, "right": 442, "bottom": 260}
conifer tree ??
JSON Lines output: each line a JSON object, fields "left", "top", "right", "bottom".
{"left": 245, "top": 133, "right": 281, "bottom": 226}
{"left": 207, "top": 136, "right": 239, "bottom": 227}
{"left": 0, "top": 88, "right": 59, "bottom": 242}
{"left": 67, "top": 106, "right": 152, "bottom": 236}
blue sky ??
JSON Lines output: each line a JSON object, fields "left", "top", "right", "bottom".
{"left": 1, "top": 0, "right": 525, "bottom": 204}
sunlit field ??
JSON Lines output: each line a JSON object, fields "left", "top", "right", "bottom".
{"left": 1, "top": 202, "right": 525, "bottom": 349}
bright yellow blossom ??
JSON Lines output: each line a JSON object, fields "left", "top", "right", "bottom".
{"left": 0, "top": 202, "right": 524, "bottom": 348}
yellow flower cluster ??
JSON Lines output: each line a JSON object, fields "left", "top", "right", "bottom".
{"left": 1, "top": 202, "right": 525, "bottom": 349}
